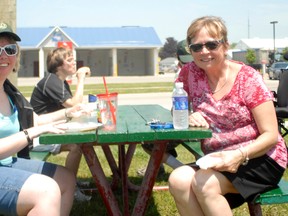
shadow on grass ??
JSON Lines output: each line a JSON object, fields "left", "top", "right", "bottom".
{"left": 71, "top": 175, "right": 168, "bottom": 216}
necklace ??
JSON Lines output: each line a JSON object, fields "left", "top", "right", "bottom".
{"left": 209, "top": 62, "right": 230, "bottom": 94}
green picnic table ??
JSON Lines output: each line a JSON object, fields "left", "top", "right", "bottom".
{"left": 40, "top": 104, "right": 212, "bottom": 216}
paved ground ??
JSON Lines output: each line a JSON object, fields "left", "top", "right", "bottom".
{"left": 18, "top": 73, "right": 279, "bottom": 110}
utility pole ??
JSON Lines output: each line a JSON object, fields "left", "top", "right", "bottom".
{"left": 248, "top": 13, "right": 250, "bottom": 39}
{"left": 270, "top": 21, "right": 278, "bottom": 63}
{"left": 0, "top": 0, "right": 17, "bottom": 86}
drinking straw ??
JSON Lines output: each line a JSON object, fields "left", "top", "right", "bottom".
{"left": 102, "top": 76, "right": 109, "bottom": 95}
{"left": 102, "top": 76, "right": 116, "bottom": 124}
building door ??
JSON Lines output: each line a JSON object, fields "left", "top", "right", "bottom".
{"left": 34, "top": 61, "right": 39, "bottom": 77}
{"left": 77, "top": 61, "right": 84, "bottom": 69}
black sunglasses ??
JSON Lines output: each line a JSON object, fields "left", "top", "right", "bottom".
{"left": 0, "top": 44, "right": 18, "bottom": 56}
{"left": 188, "top": 40, "right": 224, "bottom": 52}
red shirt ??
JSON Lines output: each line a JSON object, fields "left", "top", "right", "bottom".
{"left": 176, "top": 61, "right": 287, "bottom": 168}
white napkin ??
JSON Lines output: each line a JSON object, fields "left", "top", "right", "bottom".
{"left": 58, "top": 121, "right": 102, "bottom": 132}
{"left": 196, "top": 154, "right": 222, "bottom": 170}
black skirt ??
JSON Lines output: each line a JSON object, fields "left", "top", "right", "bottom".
{"left": 222, "top": 154, "right": 285, "bottom": 209}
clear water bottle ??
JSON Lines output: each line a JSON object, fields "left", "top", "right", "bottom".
{"left": 88, "top": 94, "right": 99, "bottom": 122}
{"left": 172, "top": 82, "right": 189, "bottom": 129}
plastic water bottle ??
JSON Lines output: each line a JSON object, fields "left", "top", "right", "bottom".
{"left": 88, "top": 94, "right": 99, "bottom": 122}
{"left": 172, "top": 82, "right": 189, "bottom": 129}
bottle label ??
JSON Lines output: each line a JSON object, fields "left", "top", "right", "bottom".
{"left": 173, "top": 97, "right": 188, "bottom": 110}
{"left": 88, "top": 94, "right": 97, "bottom": 102}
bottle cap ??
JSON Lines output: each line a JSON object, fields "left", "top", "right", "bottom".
{"left": 175, "top": 82, "right": 183, "bottom": 88}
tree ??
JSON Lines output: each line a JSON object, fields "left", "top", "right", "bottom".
{"left": 229, "top": 42, "right": 237, "bottom": 49}
{"left": 282, "top": 47, "right": 288, "bottom": 55}
{"left": 158, "top": 37, "right": 178, "bottom": 60}
{"left": 246, "top": 49, "right": 256, "bottom": 64}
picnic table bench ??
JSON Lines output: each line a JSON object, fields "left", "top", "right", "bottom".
{"left": 30, "top": 150, "right": 50, "bottom": 161}
{"left": 182, "top": 141, "right": 288, "bottom": 216}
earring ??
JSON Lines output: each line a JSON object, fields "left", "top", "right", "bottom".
{"left": 13, "top": 68, "right": 16, "bottom": 72}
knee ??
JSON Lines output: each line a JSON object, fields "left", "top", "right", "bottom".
{"left": 192, "top": 169, "right": 215, "bottom": 196}
{"left": 44, "top": 178, "right": 62, "bottom": 199}
{"left": 168, "top": 166, "right": 194, "bottom": 195}
{"left": 34, "top": 178, "right": 62, "bottom": 214}
{"left": 22, "top": 174, "right": 62, "bottom": 205}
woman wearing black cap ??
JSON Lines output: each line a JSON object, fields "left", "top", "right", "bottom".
{"left": 0, "top": 22, "right": 85, "bottom": 216}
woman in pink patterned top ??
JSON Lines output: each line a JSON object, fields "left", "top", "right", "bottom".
{"left": 168, "top": 16, "right": 287, "bottom": 216}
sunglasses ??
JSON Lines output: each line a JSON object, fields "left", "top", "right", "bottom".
{"left": 188, "top": 40, "right": 224, "bottom": 52}
{"left": 0, "top": 44, "right": 18, "bottom": 56}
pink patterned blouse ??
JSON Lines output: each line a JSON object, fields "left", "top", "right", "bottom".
{"left": 176, "top": 61, "right": 287, "bottom": 168}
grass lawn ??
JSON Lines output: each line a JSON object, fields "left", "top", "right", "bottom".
{"left": 18, "top": 82, "right": 174, "bottom": 98}
{"left": 47, "top": 144, "right": 288, "bottom": 216}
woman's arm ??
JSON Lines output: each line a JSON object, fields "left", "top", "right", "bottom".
{"left": 0, "top": 104, "right": 90, "bottom": 158}
{"left": 209, "top": 100, "right": 278, "bottom": 173}
{"left": 35, "top": 104, "right": 91, "bottom": 126}
{"left": 62, "top": 67, "right": 91, "bottom": 107}
{"left": 243, "top": 100, "right": 278, "bottom": 159}
{"left": 0, "top": 122, "right": 66, "bottom": 159}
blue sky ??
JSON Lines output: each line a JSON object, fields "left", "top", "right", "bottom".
{"left": 17, "top": 0, "right": 288, "bottom": 44}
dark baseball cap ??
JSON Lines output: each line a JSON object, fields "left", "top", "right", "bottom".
{"left": 0, "top": 22, "right": 21, "bottom": 41}
{"left": 177, "top": 40, "right": 193, "bottom": 64}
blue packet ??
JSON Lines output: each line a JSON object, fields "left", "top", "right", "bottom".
{"left": 149, "top": 122, "right": 174, "bottom": 129}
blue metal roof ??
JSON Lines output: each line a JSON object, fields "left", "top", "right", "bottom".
{"left": 17, "top": 28, "right": 52, "bottom": 47}
{"left": 16, "top": 26, "right": 163, "bottom": 48}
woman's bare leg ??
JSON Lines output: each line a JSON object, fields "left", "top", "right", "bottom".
{"left": 17, "top": 174, "right": 61, "bottom": 216}
{"left": 169, "top": 165, "right": 205, "bottom": 216}
{"left": 52, "top": 165, "right": 76, "bottom": 216}
{"left": 192, "top": 169, "right": 237, "bottom": 216}
{"left": 61, "top": 144, "right": 82, "bottom": 176}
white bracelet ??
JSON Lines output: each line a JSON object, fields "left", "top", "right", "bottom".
{"left": 239, "top": 146, "right": 249, "bottom": 166}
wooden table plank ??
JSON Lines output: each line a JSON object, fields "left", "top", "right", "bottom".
{"left": 39, "top": 130, "right": 96, "bottom": 144}
{"left": 40, "top": 105, "right": 212, "bottom": 145}
{"left": 133, "top": 104, "right": 211, "bottom": 141}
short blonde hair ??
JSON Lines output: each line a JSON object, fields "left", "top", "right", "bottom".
{"left": 186, "top": 16, "right": 229, "bottom": 49}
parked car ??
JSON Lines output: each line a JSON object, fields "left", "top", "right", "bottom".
{"left": 159, "top": 57, "right": 178, "bottom": 74}
{"left": 268, "top": 62, "right": 288, "bottom": 80}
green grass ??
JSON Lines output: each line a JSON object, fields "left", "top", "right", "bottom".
{"left": 47, "top": 144, "right": 288, "bottom": 216}
{"left": 18, "top": 82, "right": 174, "bottom": 98}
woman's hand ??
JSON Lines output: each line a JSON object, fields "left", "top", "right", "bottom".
{"left": 189, "top": 112, "right": 209, "bottom": 128}
{"left": 27, "top": 120, "right": 67, "bottom": 140}
{"left": 207, "top": 150, "right": 244, "bottom": 173}
{"left": 65, "top": 104, "right": 92, "bottom": 119}
{"left": 76, "top": 66, "right": 91, "bottom": 79}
